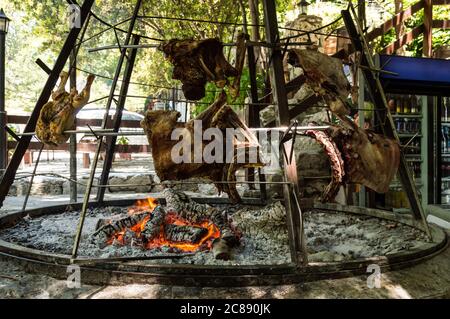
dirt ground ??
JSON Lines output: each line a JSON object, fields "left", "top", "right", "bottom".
{"left": 0, "top": 231, "right": 449, "bottom": 299}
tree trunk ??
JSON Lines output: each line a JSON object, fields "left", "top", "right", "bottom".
{"left": 248, "top": 0, "right": 265, "bottom": 70}
{"left": 394, "top": 0, "right": 405, "bottom": 55}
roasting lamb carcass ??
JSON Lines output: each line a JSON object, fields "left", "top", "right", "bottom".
{"left": 306, "top": 119, "right": 400, "bottom": 202}
{"left": 159, "top": 35, "right": 247, "bottom": 101}
{"left": 36, "top": 71, "right": 95, "bottom": 146}
{"left": 141, "top": 91, "right": 264, "bottom": 203}
{"left": 287, "top": 48, "right": 351, "bottom": 115}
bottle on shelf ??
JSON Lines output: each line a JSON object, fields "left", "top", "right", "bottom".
{"left": 404, "top": 118, "right": 410, "bottom": 133}
{"left": 443, "top": 97, "right": 448, "bottom": 122}
{"left": 387, "top": 95, "right": 396, "bottom": 114}
{"left": 410, "top": 95, "right": 417, "bottom": 114}
{"left": 447, "top": 127, "right": 450, "bottom": 152}
{"left": 403, "top": 95, "right": 411, "bottom": 114}
{"left": 417, "top": 95, "right": 422, "bottom": 114}
{"left": 443, "top": 126, "right": 449, "bottom": 153}
{"left": 396, "top": 96, "right": 403, "bottom": 114}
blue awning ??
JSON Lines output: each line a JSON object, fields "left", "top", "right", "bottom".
{"left": 378, "top": 54, "right": 450, "bottom": 96}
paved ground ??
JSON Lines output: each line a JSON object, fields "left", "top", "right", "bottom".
{"left": 0, "top": 236, "right": 449, "bottom": 299}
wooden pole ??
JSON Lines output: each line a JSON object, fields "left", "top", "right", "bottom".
{"left": 423, "top": 0, "right": 433, "bottom": 57}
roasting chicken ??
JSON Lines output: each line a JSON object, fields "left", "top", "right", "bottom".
{"left": 306, "top": 118, "right": 400, "bottom": 202}
{"left": 141, "top": 91, "right": 264, "bottom": 203}
{"left": 36, "top": 71, "right": 95, "bottom": 146}
{"left": 159, "top": 35, "right": 247, "bottom": 101}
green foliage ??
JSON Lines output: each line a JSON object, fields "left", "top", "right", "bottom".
{"left": 117, "top": 136, "right": 129, "bottom": 145}
{"left": 190, "top": 66, "right": 265, "bottom": 118}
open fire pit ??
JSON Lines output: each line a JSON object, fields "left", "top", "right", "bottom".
{"left": 90, "top": 189, "right": 239, "bottom": 260}
{"left": 0, "top": 191, "right": 446, "bottom": 286}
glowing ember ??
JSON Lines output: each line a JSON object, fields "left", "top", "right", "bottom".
{"left": 107, "top": 198, "right": 221, "bottom": 252}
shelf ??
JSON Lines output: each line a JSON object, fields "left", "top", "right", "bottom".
{"left": 390, "top": 181, "right": 422, "bottom": 188}
{"left": 398, "top": 133, "right": 422, "bottom": 138}
{"left": 392, "top": 114, "right": 422, "bottom": 118}
{"left": 392, "top": 208, "right": 411, "bottom": 214}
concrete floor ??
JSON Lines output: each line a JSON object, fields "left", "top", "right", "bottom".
{"left": 0, "top": 236, "right": 449, "bottom": 299}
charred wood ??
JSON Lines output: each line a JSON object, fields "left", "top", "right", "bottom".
{"left": 164, "top": 224, "right": 208, "bottom": 244}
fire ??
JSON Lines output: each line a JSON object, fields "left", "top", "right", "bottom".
{"left": 128, "top": 197, "right": 158, "bottom": 215}
{"left": 108, "top": 197, "right": 221, "bottom": 252}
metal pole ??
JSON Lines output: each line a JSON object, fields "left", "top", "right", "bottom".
{"left": 0, "top": 31, "right": 7, "bottom": 170}
{"left": 69, "top": 51, "right": 77, "bottom": 203}
{"left": 71, "top": 0, "right": 143, "bottom": 260}
{"left": 96, "top": 34, "right": 141, "bottom": 203}
{"left": 21, "top": 144, "right": 44, "bottom": 211}
{"left": 342, "top": 6, "right": 432, "bottom": 238}
{"left": 262, "top": 0, "right": 308, "bottom": 265}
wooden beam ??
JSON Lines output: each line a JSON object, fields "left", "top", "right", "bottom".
{"left": 380, "top": 24, "right": 424, "bottom": 54}
{"left": 433, "top": 0, "right": 450, "bottom": 5}
{"left": 265, "top": 94, "right": 320, "bottom": 127}
{"left": 258, "top": 74, "right": 307, "bottom": 112}
{"left": 424, "top": 0, "right": 433, "bottom": 57}
{"left": 366, "top": 1, "right": 424, "bottom": 42}
{"left": 432, "top": 19, "right": 450, "bottom": 29}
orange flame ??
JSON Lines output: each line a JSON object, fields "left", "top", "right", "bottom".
{"left": 108, "top": 198, "right": 221, "bottom": 252}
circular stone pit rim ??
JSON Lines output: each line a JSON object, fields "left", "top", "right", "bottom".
{"left": 0, "top": 199, "right": 447, "bottom": 287}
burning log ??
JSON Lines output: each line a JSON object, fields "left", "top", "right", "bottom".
{"left": 140, "top": 205, "right": 165, "bottom": 241}
{"left": 164, "top": 224, "right": 208, "bottom": 244}
{"left": 91, "top": 211, "right": 150, "bottom": 247}
{"left": 163, "top": 188, "right": 238, "bottom": 246}
{"left": 91, "top": 198, "right": 231, "bottom": 258}
{"left": 212, "top": 238, "right": 232, "bottom": 260}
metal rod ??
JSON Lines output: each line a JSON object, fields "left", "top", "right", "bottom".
{"left": 15, "top": 129, "right": 114, "bottom": 137}
{"left": 69, "top": 50, "right": 77, "bottom": 203}
{"left": 87, "top": 41, "right": 313, "bottom": 53}
{"left": 14, "top": 126, "right": 331, "bottom": 138}
{"left": 71, "top": 0, "right": 143, "bottom": 261}
{"left": 72, "top": 253, "right": 196, "bottom": 265}
{"left": 97, "top": 34, "right": 141, "bottom": 203}
{"left": 21, "top": 144, "right": 44, "bottom": 212}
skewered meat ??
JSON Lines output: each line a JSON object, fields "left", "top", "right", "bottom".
{"left": 36, "top": 71, "right": 95, "bottom": 146}
{"left": 159, "top": 37, "right": 242, "bottom": 100}
{"left": 141, "top": 91, "right": 264, "bottom": 203}
{"left": 287, "top": 48, "right": 351, "bottom": 115}
{"left": 306, "top": 118, "right": 400, "bottom": 202}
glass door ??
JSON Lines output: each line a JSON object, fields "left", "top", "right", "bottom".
{"left": 440, "top": 97, "right": 450, "bottom": 204}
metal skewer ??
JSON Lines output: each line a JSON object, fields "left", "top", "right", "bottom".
{"left": 14, "top": 126, "right": 330, "bottom": 137}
